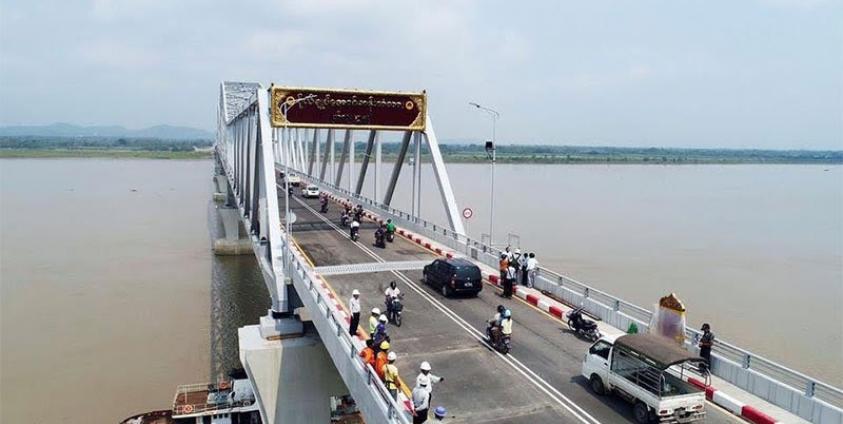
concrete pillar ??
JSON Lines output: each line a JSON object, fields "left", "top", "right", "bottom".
{"left": 239, "top": 321, "right": 347, "bottom": 424}
{"left": 214, "top": 207, "right": 252, "bottom": 255}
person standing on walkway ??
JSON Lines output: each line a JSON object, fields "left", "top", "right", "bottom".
{"left": 416, "top": 361, "right": 444, "bottom": 396}
{"left": 503, "top": 263, "right": 516, "bottom": 298}
{"left": 348, "top": 289, "right": 361, "bottom": 336}
{"left": 698, "top": 323, "right": 714, "bottom": 374}
{"left": 505, "top": 246, "right": 515, "bottom": 262}
{"left": 359, "top": 339, "right": 376, "bottom": 369}
{"left": 526, "top": 253, "right": 538, "bottom": 288}
{"left": 369, "top": 307, "right": 381, "bottom": 336}
{"left": 375, "top": 341, "right": 391, "bottom": 379}
{"left": 373, "top": 314, "right": 389, "bottom": 349}
{"left": 518, "top": 249, "right": 529, "bottom": 285}
{"left": 498, "top": 254, "right": 509, "bottom": 285}
{"left": 511, "top": 248, "right": 522, "bottom": 284}
{"left": 412, "top": 379, "right": 431, "bottom": 423}
{"left": 383, "top": 351, "right": 400, "bottom": 400}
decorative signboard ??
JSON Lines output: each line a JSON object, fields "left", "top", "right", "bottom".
{"left": 270, "top": 86, "right": 426, "bottom": 131}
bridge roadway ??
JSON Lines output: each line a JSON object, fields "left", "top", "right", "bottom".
{"left": 284, "top": 193, "right": 741, "bottom": 424}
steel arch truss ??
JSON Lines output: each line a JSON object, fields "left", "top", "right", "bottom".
{"left": 272, "top": 114, "right": 466, "bottom": 236}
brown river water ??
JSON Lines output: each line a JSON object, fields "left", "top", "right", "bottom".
{"left": 1, "top": 159, "right": 840, "bottom": 423}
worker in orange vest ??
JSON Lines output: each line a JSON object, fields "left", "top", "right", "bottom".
{"left": 359, "top": 339, "right": 376, "bottom": 369}
{"left": 375, "top": 341, "right": 391, "bottom": 380}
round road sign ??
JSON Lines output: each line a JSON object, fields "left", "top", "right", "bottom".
{"left": 462, "top": 208, "right": 473, "bottom": 219}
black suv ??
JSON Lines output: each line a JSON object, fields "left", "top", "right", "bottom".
{"left": 422, "top": 258, "right": 483, "bottom": 297}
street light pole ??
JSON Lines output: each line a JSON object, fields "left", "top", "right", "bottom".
{"left": 469, "top": 102, "right": 500, "bottom": 246}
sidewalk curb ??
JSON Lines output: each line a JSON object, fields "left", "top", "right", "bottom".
{"left": 687, "top": 378, "right": 781, "bottom": 424}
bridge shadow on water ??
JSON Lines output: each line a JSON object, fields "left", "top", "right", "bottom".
{"left": 208, "top": 200, "right": 270, "bottom": 380}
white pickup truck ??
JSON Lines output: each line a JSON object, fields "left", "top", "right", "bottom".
{"left": 582, "top": 333, "right": 707, "bottom": 424}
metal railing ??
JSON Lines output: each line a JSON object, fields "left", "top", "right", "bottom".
{"left": 307, "top": 177, "right": 843, "bottom": 417}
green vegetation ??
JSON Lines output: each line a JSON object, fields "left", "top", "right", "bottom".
{"left": 0, "top": 136, "right": 213, "bottom": 159}
{"left": 412, "top": 143, "right": 843, "bottom": 164}
{"left": 0, "top": 148, "right": 211, "bottom": 159}
{"left": 2, "top": 136, "right": 840, "bottom": 164}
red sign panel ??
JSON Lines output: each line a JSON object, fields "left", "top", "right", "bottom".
{"left": 270, "top": 86, "right": 426, "bottom": 131}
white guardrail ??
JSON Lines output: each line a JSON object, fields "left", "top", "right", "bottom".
{"left": 281, "top": 232, "right": 412, "bottom": 424}
{"left": 306, "top": 178, "right": 843, "bottom": 424}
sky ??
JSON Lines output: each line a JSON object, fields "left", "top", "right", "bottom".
{"left": 1, "top": 0, "right": 841, "bottom": 149}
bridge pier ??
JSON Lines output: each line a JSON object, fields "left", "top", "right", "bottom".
{"left": 239, "top": 319, "right": 347, "bottom": 424}
{"left": 213, "top": 175, "right": 253, "bottom": 255}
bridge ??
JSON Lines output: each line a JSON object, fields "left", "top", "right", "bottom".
{"left": 210, "top": 81, "right": 842, "bottom": 424}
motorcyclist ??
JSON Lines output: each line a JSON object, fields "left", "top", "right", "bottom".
{"left": 354, "top": 204, "right": 364, "bottom": 222}
{"left": 319, "top": 194, "right": 328, "bottom": 212}
{"left": 487, "top": 305, "right": 506, "bottom": 343}
{"left": 340, "top": 210, "right": 350, "bottom": 227}
{"left": 374, "top": 225, "right": 386, "bottom": 248}
{"left": 500, "top": 309, "right": 513, "bottom": 342}
{"left": 385, "top": 219, "right": 396, "bottom": 241}
{"left": 350, "top": 218, "right": 360, "bottom": 239}
{"left": 384, "top": 281, "right": 401, "bottom": 319}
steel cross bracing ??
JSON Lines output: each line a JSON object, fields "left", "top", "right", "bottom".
{"left": 215, "top": 81, "right": 412, "bottom": 424}
{"left": 272, "top": 115, "right": 466, "bottom": 236}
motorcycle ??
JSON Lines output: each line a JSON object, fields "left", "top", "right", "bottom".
{"left": 486, "top": 325, "right": 511, "bottom": 354}
{"left": 350, "top": 226, "right": 359, "bottom": 242}
{"left": 340, "top": 214, "right": 349, "bottom": 227}
{"left": 385, "top": 296, "right": 403, "bottom": 327}
{"left": 566, "top": 307, "right": 601, "bottom": 341}
{"left": 386, "top": 231, "right": 394, "bottom": 243}
{"left": 320, "top": 200, "right": 328, "bottom": 213}
{"left": 374, "top": 231, "right": 386, "bottom": 248}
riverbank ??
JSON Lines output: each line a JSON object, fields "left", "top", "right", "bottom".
{"left": 3, "top": 148, "right": 842, "bottom": 164}
{"left": 0, "top": 148, "right": 211, "bottom": 159}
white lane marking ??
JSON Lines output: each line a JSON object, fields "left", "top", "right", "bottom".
{"left": 294, "top": 197, "right": 603, "bottom": 424}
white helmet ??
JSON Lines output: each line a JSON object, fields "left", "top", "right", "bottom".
{"left": 372, "top": 307, "right": 381, "bottom": 315}
{"left": 352, "top": 289, "right": 360, "bottom": 296}
{"left": 379, "top": 314, "right": 388, "bottom": 322}
{"left": 420, "top": 361, "right": 431, "bottom": 371}
{"left": 387, "top": 351, "right": 397, "bottom": 361}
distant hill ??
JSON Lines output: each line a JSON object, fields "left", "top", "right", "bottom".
{"left": 0, "top": 123, "right": 213, "bottom": 140}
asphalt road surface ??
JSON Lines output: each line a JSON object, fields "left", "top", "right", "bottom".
{"left": 282, "top": 191, "right": 742, "bottom": 424}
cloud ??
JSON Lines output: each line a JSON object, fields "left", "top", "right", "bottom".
{"left": 0, "top": 0, "right": 840, "bottom": 149}
{"left": 77, "top": 39, "right": 161, "bottom": 69}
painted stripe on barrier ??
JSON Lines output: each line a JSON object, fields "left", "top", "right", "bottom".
{"left": 526, "top": 293, "right": 540, "bottom": 306}
{"left": 713, "top": 390, "right": 745, "bottom": 416}
{"left": 687, "top": 377, "right": 707, "bottom": 391}
{"left": 741, "top": 406, "right": 779, "bottom": 424}
{"left": 537, "top": 299, "right": 550, "bottom": 312}
{"left": 549, "top": 305, "right": 565, "bottom": 318}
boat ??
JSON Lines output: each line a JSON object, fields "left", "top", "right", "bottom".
{"left": 120, "top": 370, "right": 260, "bottom": 424}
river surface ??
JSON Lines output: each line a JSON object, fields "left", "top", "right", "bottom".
{"left": 0, "top": 159, "right": 267, "bottom": 424}
{"left": 1, "top": 159, "right": 840, "bottom": 424}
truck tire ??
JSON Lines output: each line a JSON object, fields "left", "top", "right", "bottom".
{"left": 589, "top": 375, "right": 606, "bottom": 395}
{"left": 633, "top": 401, "right": 651, "bottom": 424}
